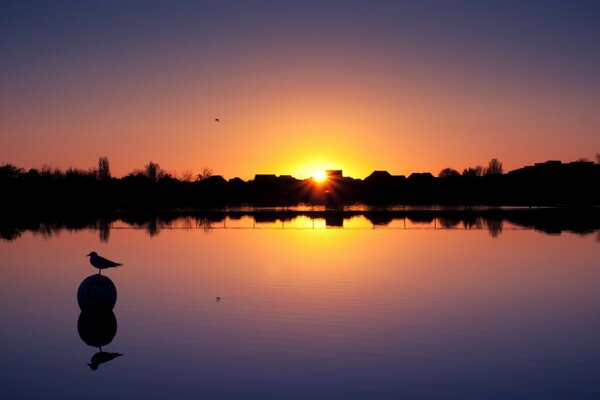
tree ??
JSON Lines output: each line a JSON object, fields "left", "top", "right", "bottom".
{"left": 97, "top": 156, "right": 111, "bottom": 180}
{"left": 180, "top": 169, "right": 194, "bottom": 182}
{"left": 438, "top": 168, "right": 460, "bottom": 178}
{"left": 596, "top": 153, "right": 600, "bottom": 164}
{"left": 144, "top": 161, "right": 161, "bottom": 182}
{"left": 0, "top": 163, "right": 24, "bottom": 179}
{"left": 197, "top": 167, "right": 213, "bottom": 181}
{"left": 462, "top": 166, "right": 484, "bottom": 176}
{"left": 484, "top": 158, "right": 503, "bottom": 175}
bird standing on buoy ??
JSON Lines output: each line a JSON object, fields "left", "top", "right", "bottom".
{"left": 87, "top": 251, "right": 122, "bottom": 274}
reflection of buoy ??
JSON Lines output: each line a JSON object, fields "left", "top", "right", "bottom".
{"left": 77, "top": 274, "right": 117, "bottom": 312}
{"left": 77, "top": 311, "right": 117, "bottom": 348}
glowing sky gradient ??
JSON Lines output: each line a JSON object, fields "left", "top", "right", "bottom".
{"left": 1, "top": 1, "right": 599, "bottom": 179}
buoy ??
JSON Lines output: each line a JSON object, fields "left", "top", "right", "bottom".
{"left": 77, "top": 274, "right": 117, "bottom": 312}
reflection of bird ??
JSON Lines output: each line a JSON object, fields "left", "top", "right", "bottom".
{"left": 86, "top": 252, "right": 122, "bottom": 274}
{"left": 88, "top": 350, "right": 123, "bottom": 370}
{"left": 214, "top": 118, "right": 220, "bottom": 123}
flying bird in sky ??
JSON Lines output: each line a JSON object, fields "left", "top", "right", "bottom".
{"left": 214, "top": 118, "right": 220, "bottom": 123}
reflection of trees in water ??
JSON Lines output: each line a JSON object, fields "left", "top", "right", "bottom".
{"left": 98, "top": 221, "right": 110, "bottom": 243}
{"left": 485, "top": 218, "right": 503, "bottom": 238}
{"left": 180, "top": 216, "right": 194, "bottom": 230}
{"left": 462, "top": 216, "right": 483, "bottom": 230}
{"left": 128, "top": 217, "right": 177, "bottom": 237}
{"left": 197, "top": 217, "right": 213, "bottom": 232}
{"left": 0, "top": 227, "right": 23, "bottom": 241}
{"left": 1, "top": 209, "right": 598, "bottom": 241}
{"left": 124, "top": 216, "right": 209, "bottom": 237}
{"left": 438, "top": 217, "right": 461, "bottom": 229}
{"left": 35, "top": 224, "right": 62, "bottom": 240}
{"left": 146, "top": 218, "right": 159, "bottom": 237}
{"left": 429, "top": 215, "right": 503, "bottom": 237}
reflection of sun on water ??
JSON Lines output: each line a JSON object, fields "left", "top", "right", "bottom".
{"left": 313, "top": 170, "right": 327, "bottom": 182}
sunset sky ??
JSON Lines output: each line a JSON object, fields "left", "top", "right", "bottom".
{"left": 1, "top": 1, "right": 599, "bottom": 180}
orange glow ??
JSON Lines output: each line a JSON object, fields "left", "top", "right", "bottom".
{"left": 1, "top": 42, "right": 598, "bottom": 179}
{"left": 312, "top": 170, "right": 327, "bottom": 182}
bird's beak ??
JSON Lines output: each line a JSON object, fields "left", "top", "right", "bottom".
{"left": 86, "top": 253, "right": 91, "bottom": 256}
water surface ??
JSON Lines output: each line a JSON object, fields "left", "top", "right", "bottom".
{"left": 1, "top": 215, "right": 599, "bottom": 399}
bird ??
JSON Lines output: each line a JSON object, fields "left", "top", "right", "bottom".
{"left": 214, "top": 118, "right": 220, "bottom": 123}
{"left": 86, "top": 251, "right": 122, "bottom": 274}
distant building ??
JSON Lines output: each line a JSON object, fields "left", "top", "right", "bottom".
{"left": 408, "top": 172, "right": 434, "bottom": 180}
{"left": 366, "top": 170, "right": 392, "bottom": 179}
{"left": 202, "top": 175, "right": 227, "bottom": 184}
{"left": 364, "top": 170, "right": 392, "bottom": 185}
{"left": 253, "top": 174, "right": 277, "bottom": 183}
{"left": 508, "top": 160, "right": 599, "bottom": 177}
{"left": 326, "top": 170, "right": 343, "bottom": 180}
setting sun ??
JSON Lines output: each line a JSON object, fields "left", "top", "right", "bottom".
{"left": 313, "top": 170, "right": 327, "bottom": 182}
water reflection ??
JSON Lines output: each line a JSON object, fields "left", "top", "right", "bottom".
{"left": 77, "top": 311, "right": 123, "bottom": 370}
{"left": 77, "top": 275, "right": 123, "bottom": 370}
{"left": 0, "top": 207, "right": 598, "bottom": 242}
{"left": 98, "top": 220, "right": 110, "bottom": 243}
{"left": 1, "top": 215, "right": 599, "bottom": 398}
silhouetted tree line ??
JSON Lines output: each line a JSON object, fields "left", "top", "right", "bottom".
{"left": 0, "top": 157, "right": 599, "bottom": 212}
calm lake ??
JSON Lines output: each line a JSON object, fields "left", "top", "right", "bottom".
{"left": 1, "top": 213, "right": 599, "bottom": 399}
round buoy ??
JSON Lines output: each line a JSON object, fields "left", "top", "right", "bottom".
{"left": 77, "top": 274, "right": 117, "bottom": 312}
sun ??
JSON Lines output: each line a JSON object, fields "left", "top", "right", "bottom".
{"left": 312, "top": 170, "right": 327, "bottom": 182}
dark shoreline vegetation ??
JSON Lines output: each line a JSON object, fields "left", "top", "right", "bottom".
{"left": 0, "top": 157, "right": 599, "bottom": 211}
{"left": 1, "top": 207, "right": 599, "bottom": 242}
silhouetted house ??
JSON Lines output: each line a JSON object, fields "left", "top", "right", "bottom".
{"left": 364, "top": 170, "right": 392, "bottom": 185}
{"left": 326, "top": 170, "right": 343, "bottom": 181}
{"left": 504, "top": 160, "right": 600, "bottom": 205}
{"left": 278, "top": 175, "right": 297, "bottom": 185}
{"left": 228, "top": 177, "right": 246, "bottom": 185}
{"left": 405, "top": 173, "right": 435, "bottom": 203}
{"left": 253, "top": 174, "right": 278, "bottom": 184}
{"left": 250, "top": 175, "right": 279, "bottom": 196}
{"left": 361, "top": 170, "right": 407, "bottom": 203}
{"left": 364, "top": 170, "right": 406, "bottom": 186}
{"left": 408, "top": 172, "right": 434, "bottom": 181}
{"left": 277, "top": 175, "right": 301, "bottom": 198}
{"left": 322, "top": 170, "right": 360, "bottom": 205}
{"left": 198, "top": 175, "right": 227, "bottom": 193}
{"left": 227, "top": 177, "right": 247, "bottom": 198}
{"left": 249, "top": 174, "right": 302, "bottom": 203}
{"left": 508, "top": 160, "right": 600, "bottom": 177}
{"left": 202, "top": 175, "right": 227, "bottom": 185}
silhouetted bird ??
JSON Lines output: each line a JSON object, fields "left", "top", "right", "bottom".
{"left": 88, "top": 351, "right": 123, "bottom": 370}
{"left": 216, "top": 296, "right": 221, "bottom": 302}
{"left": 214, "top": 118, "right": 220, "bottom": 123}
{"left": 86, "top": 251, "right": 122, "bottom": 274}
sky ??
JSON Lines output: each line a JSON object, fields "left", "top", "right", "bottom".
{"left": 1, "top": 0, "right": 599, "bottom": 180}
